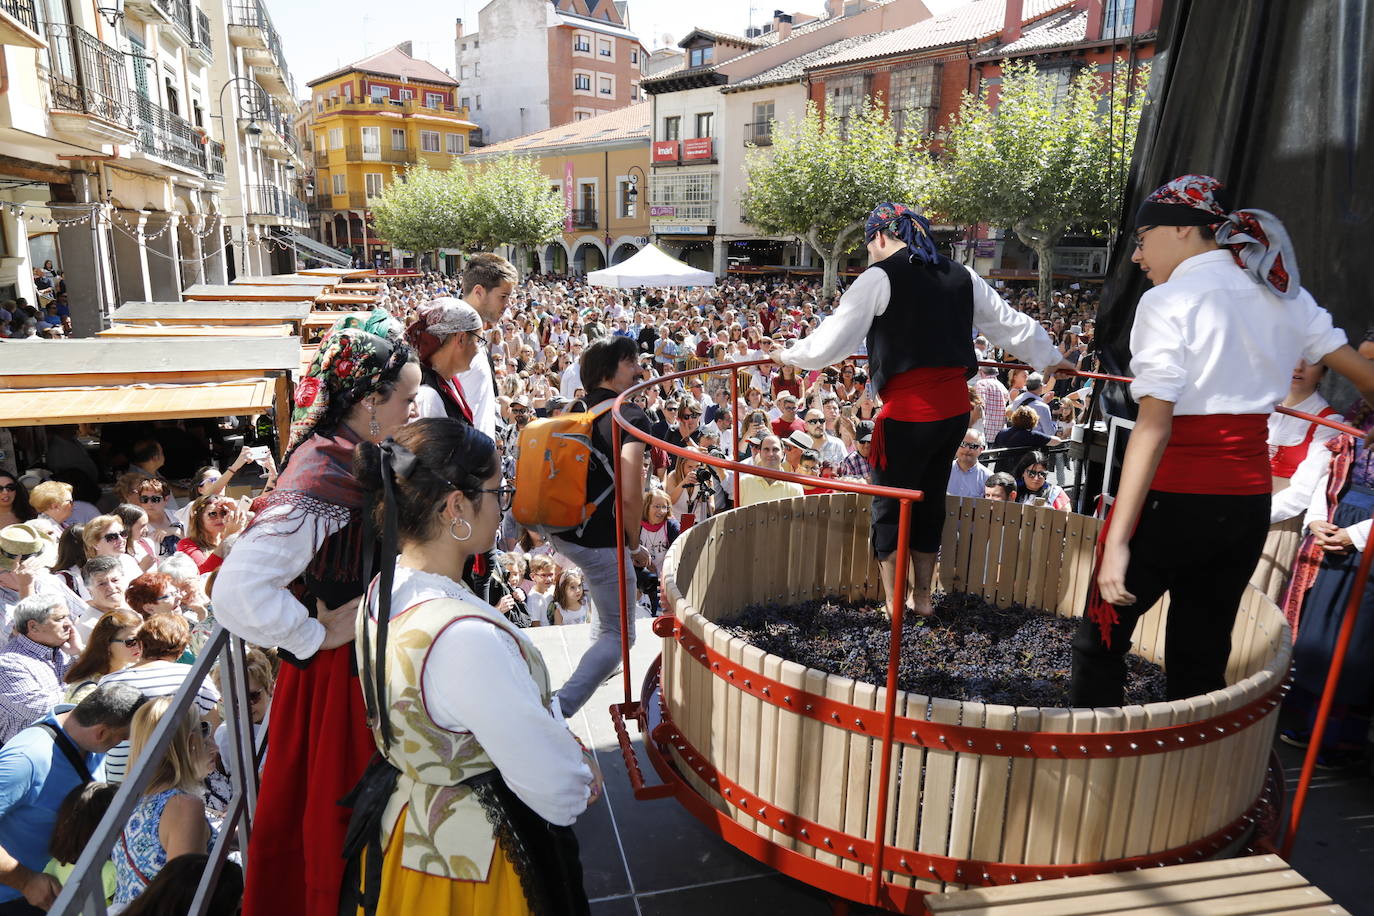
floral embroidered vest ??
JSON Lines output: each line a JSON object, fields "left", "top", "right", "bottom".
{"left": 357, "top": 591, "right": 552, "bottom": 881}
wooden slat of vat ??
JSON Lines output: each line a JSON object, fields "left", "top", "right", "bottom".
{"left": 1024, "top": 708, "right": 1071, "bottom": 865}
{"left": 680, "top": 612, "right": 711, "bottom": 804}
{"left": 697, "top": 525, "right": 720, "bottom": 621}
{"left": 888, "top": 692, "right": 929, "bottom": 889}
{"left": 950, "top": 498, "right": 979, "bottom": 596}
{"left": 778, "top": 499, "right": 802, "bottom": 606}
{"left": 1123, "top": 700, "right": 1177, "bottom": 856}
{"left": 1041, "top": 510, "right": 1069, "bottom": 615}
{"left": 853, "top": 498, "right": 880, "bottom": 602}
{"left": 939, "top": 496, "right": 961, "bottom": 593}
{"left": 982, "top": 500, "right": 1006, "bottom": 602}
{"left": 945, "top": 700, "right": 987, "bottom": 890}
{"left": 722, "top": 633, "right": 746, "bottom": 829}
{"left": 925, "top": 854, "right": 1298, "bottom": 912}
{"left": 1166, "top": 694, "right": 1213, "bottom": 849}
{"left": 834, "top": 496, "right": 859, "bottom": 604}
{"left": 1190, "top": 684, "right": 1245, "bottom": 839}
{"left": 844, "top": 680, "right": 879, "bottom": 875}
{"left": 1147, "top": 699, "right": 1196, "bottom": 853}
{"left": 967, "top": 501, "right": 994, "bottom": 601}
{"left": 817, "top": 674, "right": 854, "bottom": 868}
{"left": 1134, "top": 594, "right": 1169, "bottom": 667}
{"left": 737, "top": 643, "right": 766, "bottom": 834}
{"left": 758, "top": 653, "right": 783, "bottom": 845}
{"left": 1099, "top": 704, "right": 1146, "bottom": 860}
{"left": 799, "top": 668, "right": 830, "bottom": 862}
{"left": 1011, "top": 507, "right": 1040, "bottom": 607}
{"left": 816, "top": 497, "right": 838, "bottom": 600}
{"left": 1052, "top": 708, "right": 1097, "bottom": 864}
{"left": 994, "top": 504, "right": 1025, "bottom": 608}
{"left": 916, "top": 697, "right": 963, "bottom": 894}
{"left": 1055, "top": 512, "right": 1086, "bottom": 615}
{"left": 1000, "top": 707, "right": 1040, "bottom": 864}
{"left": 1023, "top": 506, "right": 1052, "bottom": 610}
{"left": 707, "top": 624, "right": 730, "bottom": 807}
{"left": 1229, "top": 670, "right": 1277, "bottom": 823}
{"left": 969, "top": 705, "right": 1015, "bottom": 864}
{"left": 773, "top": 660, "right": 808, "bottom": 853}
{"left": 799, "top": 500, "right": 823, "bottom": 603}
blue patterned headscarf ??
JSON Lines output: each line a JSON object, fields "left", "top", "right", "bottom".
{"left": 865, "top": 202, "right": 940, "bottom": 266}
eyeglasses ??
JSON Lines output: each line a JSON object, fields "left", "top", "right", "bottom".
{"left": 138, "top": 494, "right": 164, "bottom": 504}
{"left": 958, "top": 442, "right": 984, "bottom": 450}
{"left": 479, "top": 485, "right": 517, "bottom": 512}
{"left": 247, "top": 689, "right": 264, "bottom": 705}
{"left": 1132, "top": 224, "right": 1158, "bottom": 248}
{"left": 0, "top": 547, "right": 37, "bottom": 561}
{"left": 102, "top": 531, "right": 126, "bottom": 544}
{"left": 121, "top": 636, "right": 142, "bottom": 647}
{"left": 154, "top": 593, "right": 177, "bottom": 603}
{"left": 466, "top": 331, "right": 487, "bottom": 348}
{"left": 1024, "top": 470, "right": 1049, "bottom": 479}
{"left": 681, "top": 413, "right": 701, "bottom": 420}
{"left": 806, "top": 419, "right": 824, "bottom": 425}
{"left": 0, "top": 484, "right": 18, "bottom": 493}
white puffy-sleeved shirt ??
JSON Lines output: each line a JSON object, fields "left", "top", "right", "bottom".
{"left": 368, "top": 566, "right": 593, "bottom": 826}
{"left": 1267, "top": 391, "right": 1343, "bottom": 525}
{"left": 212, "top": 503, "right": 342, "bottom": 661}
{"left": 779, "top": 263, "right": 1063, "bottom": 377}
{"left": 456, "top": 351, "right": 497, "bottom": 440}
{"left": 1128, "top": 251, "right": 1348, "bottom": 414}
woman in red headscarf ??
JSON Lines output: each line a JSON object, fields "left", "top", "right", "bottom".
{"left": 407, "top": 297, "right": 484, "bottom": 424}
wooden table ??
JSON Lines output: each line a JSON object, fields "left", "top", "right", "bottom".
{"left": 924, "top": 855, "right": 1349, "bottom": 915}
{"left": 182, "top": 283, "right": 322, "bottom": 302}
{"left": 98, "top": 324, "right": 293, "bottom": 338}
{"left": 313, "top": 292, "right": 379, "bottom": 306}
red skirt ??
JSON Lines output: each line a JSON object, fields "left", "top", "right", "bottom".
{"left": 243, "top": 645, "right": 375, "bottom": 916}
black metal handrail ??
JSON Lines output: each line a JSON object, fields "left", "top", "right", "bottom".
{"left": 46, "top": 22, "right": 133, "bottom": 127}
{"left": 50, "top": 626, "right": 263, "bottom": 915}
{"left": 194, "top": 8, "right": 213, "bottom": 58}
{"left": 172, "top": 0, "right": 194, "bottom": 43}
{"left": 1, "top": 0, "right": 38, "bottom": 33}
{"left": 571, "top": 207, "right": 597, "bottom": 228}
{"left": 744, "top": 121, "right": 773, "bottom": 146}
{"left": 135, "top": 95, "right": 210, "bottom": 173}
{"left": 246, "top": 183, "right": 308, "bottom": 222}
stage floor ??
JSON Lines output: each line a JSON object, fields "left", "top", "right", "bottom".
{"left": 527, "top": 620, "right": 1374, "bottom": 916}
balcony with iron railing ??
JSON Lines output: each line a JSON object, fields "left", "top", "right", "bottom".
{"left": 246, "top": 183, "right": 308, "bottom": 223}
{"left": 133, "top": 96, "right": 218, "bottom": 176}
{"left": 169, "top": 0, "right": 194, "bottom": 44}
{"left": 191, "top": 7, "right": 212, "bottom": 60}
{"left": 343, "top": 145, "right": 417, "bottom": 165}
{"left": 744, "top": 120, "right": 773, "bottom": 146}
{"left": 229, "top": 0, "right": 296, "bottom": 99}
{"left": 0, "top": 0, "right": 41, "bottom": 43}
{"left": 208, "top": 139, "right": 225, "bottom": 178}
{"left": 318, "top": 96, "right": 470, "bottom": 120}
{"left": 571, "top": 207, "right": 598, "bottom": 229}
{"left": 45, "top": 22, "right": 138, "bottom": 142}
{"left": 647, "top": 199, "right": 716, "bottom": 223}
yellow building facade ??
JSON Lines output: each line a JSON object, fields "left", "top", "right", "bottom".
{"left": 468, "top": 101, "right": 650, "bottom": 274}
{"left": 306, "top": 43, "right": 476, "bottom": 264}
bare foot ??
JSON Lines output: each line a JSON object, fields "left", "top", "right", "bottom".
{"left": 911, "top": 587, "right": 935, "bottom": 618}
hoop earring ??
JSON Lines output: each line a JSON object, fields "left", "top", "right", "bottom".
{"left": 368, "top": 401, "right": 381, "bottom": 438}
{"left": 448, "top": 517, "right": 472, "bottom": 542}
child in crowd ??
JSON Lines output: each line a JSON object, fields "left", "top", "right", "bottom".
{"left": 45, "top": 782, "right": 119, "bottom": 905}
{"left": 524, "top": 555, "right": 558, "bottom": 627}
{"left": 551, "top": 569, "right": 589, "bottom": 625}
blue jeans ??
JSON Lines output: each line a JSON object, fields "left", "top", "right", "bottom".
{"left": 551, "top": 538, "right": 636, "bottom": 717}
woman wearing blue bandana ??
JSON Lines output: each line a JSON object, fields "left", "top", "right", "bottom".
{"left": 771, "top": 202, "right": 1069, "bottom": 616}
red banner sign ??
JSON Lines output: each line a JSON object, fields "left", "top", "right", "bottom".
{"left": 564, "top": 160, "right": 574, "bottom": 232}
{"left": 652, "top": 140, "right": 681, "bottom": 163}
{"left": 683, "top": 137, "right": 714, "bottom": 160}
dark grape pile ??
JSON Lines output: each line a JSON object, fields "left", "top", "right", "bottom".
{"left": 721, "top": 592, "right": 1167, "bottom": 708}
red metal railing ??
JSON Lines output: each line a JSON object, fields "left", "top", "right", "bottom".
{"left": 603, "top": 355, "right": 1370, "bottom": 908}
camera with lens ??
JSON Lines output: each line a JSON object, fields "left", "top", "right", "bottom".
{"left": 694, "top": 466, "right": 714, "bottom": 485}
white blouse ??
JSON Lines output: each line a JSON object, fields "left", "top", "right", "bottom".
{"left": 368, "top": 566, "right": 593, "bottom": 826}
{"left": 779, "top": 263, "right": 1064, "bottom": 376}
{"left": 1129, "top": 251, "right": 1347, "bottom": 414}
{"left": 1268, "top": 391, "right": 1343, "bottom": 525}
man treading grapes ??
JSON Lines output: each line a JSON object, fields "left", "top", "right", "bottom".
{"left": 772, "top": 202, "right": 1069, "bottom": 616}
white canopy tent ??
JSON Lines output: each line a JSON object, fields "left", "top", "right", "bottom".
{"left": 586, "top": 243, "right": 716, "bottom": 288}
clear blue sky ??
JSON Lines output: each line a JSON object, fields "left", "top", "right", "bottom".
{"left": 273, "top": 0, "right": 961, "bottom": 96}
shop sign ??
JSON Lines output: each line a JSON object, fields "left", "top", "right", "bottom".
{"left": 682, "top": 137, "right": 713, "bottom": 160}
{"left": 652, "top": 140, "right": 681, "bottom": 163}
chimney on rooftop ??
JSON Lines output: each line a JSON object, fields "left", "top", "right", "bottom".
{"left": 455, "top": 18, "right": 464, "bottom": 39}
{"left": 1082, "top": 0, "right": 1105, "bottom": 42}
{"left": 1002, "top": 0, "right": 1024, "bottom": 44}
{"left": 775, "top": 10, "right": 793, "bottom": 40}
{"left": 397, "top": 40, "right": 413, "bottom": 56}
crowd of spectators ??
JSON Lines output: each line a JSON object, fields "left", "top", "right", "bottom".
{"left": 0, "top": 263, "right": 72, "bottom": 341}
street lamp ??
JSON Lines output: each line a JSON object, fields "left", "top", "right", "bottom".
{"left": 626, "top": 164, "right": 646, "bottom": 217}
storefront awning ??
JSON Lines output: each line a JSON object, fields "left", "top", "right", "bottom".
{"left": 0, "top": 379, "right": 279, "bottom": 427}
{"left": 275, "top": 231, "right": 353, "bottom": 268}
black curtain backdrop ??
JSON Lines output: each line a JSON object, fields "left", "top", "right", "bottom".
{"left": 1095, "top": 0, "right": 1374, "bottom": 419}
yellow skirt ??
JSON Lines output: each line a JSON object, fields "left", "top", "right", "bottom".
{"left": 362, "top": 806, "right": 532, "bottom": 916}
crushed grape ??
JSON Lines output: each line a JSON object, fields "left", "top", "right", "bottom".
{"left": 720, "top": 592, "right": 1167, "bottom": 708}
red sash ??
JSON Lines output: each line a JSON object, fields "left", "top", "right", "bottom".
{"left": 1086, "top": 413, "right": 1269, "bottom": 647}
{"left": 871, "top": 367, "right": 969, "bottom": 470}
{"left": 1269, "top": 406, "right": 1336, "bottom": 479}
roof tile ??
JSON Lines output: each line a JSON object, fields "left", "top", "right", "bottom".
{"left": 471, "top": 101, "right": 651, "bottom": 155}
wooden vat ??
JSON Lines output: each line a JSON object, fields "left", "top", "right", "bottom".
{"left": 657, "top": 493, "right": 1289, "bottom": 896}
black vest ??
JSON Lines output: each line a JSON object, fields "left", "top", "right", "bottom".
{"left": 867, "top": 254, "right": 978, "bottom": 394}
{"left": 420, "top": 364, "right": 471, "bottom": 425}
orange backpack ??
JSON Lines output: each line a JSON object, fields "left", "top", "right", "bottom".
{"left": 511, "top": 401, "right": 616, "bottom": 537}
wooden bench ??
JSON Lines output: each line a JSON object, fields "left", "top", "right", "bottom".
{"left": 924, "top": 855, "right": 1348, "bottom": 915}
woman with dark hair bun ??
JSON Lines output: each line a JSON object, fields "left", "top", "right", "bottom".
{"left": 344, "top": 417, "right": 594, "bottom": 915}
{"left": 213, "top": 310, "right": 420, "bottom": 916}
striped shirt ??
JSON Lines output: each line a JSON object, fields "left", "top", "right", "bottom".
{"left": 98, "top": 661, "right": 220, "bottom": 782}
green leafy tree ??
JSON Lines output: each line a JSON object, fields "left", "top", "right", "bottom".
{"left": 741, "top": 97, "right": 929, "bottom": 296}
{"left": 464, "top": 156, "right": 566, "bottom": 274}
{"left": 370, "top": 162, "right": 470, "bottom": 260}
{"left": 926, "top": 58, "right": 1149, "bottom": 305}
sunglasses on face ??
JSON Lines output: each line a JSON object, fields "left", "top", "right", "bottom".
{"left": 0, "top": 484, "right": 18, "bottom": 493}
{"left": 1025, "top": 470, "right": 1049, "bottom": 479}
{"left": 121, "top": 636, "right": 141, "bottom": 648}
{"left": 958, "top": 442, "right": 983, "bottom": 450}
{"left": 0, "top": 547, "right": 37, "bottom": 561}
{"left": 102, "top": 531, "right": 126, "bottom": 544}
{"left": 248, "top": 689, "right": 265, "bottom": 705}
{"left": 138, "top": 494, "right": 164, "bottom": 504}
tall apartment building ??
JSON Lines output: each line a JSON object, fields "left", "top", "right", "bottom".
{"left": 454, "top": 0, "right": 649, "bottom": 145}
{"left": 307, "top": 44, "right": 477, "bottom": 267}
{"left": 0, "top": 0, "right": 234, "bottom": 334}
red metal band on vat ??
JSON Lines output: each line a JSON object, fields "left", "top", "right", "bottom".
{"left": 663, "top": 615, "right": 1288, "bottom": 759}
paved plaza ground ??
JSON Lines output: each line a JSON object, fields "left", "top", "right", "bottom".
{"left": 529, "top": 620, "right": 1374, "bottom": 916}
